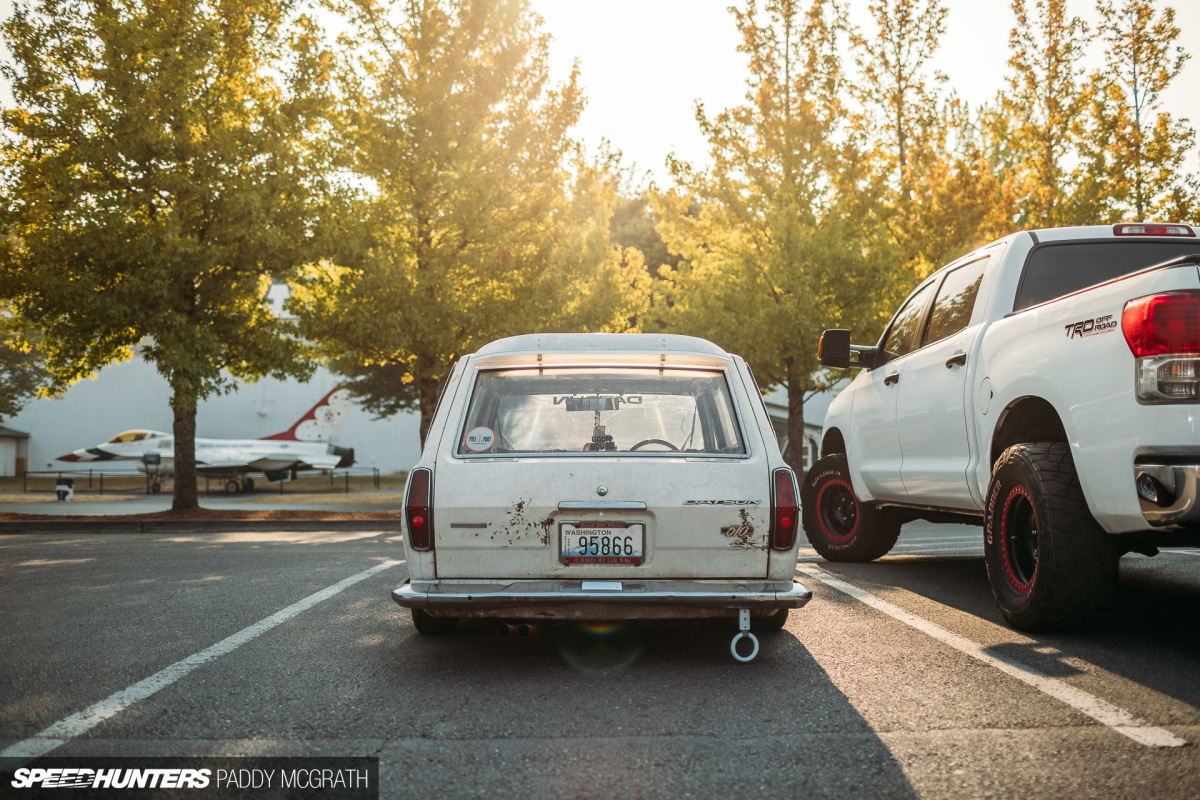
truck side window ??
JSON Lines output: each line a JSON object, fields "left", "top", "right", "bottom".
{"left": 923, "top": 257, "right": 989, "bottom": 346}
{"left": 880, "top": 282, "right": 935, "bottom": 362}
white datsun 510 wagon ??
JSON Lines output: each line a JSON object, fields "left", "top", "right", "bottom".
{"left": 391, "top": 333, "right": 812, "bottom": 661}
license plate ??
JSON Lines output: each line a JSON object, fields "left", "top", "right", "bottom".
{"left": 560, "top": 522, "right": 644, "bottom": 565}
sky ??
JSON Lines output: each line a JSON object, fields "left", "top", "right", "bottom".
{"left": 2, "top": 0, "right": 1198, "bottom": 180}
{"left": 530, "top": 0, "right": 1200, "bottom": 180}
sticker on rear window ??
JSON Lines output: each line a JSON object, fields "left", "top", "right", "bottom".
{"left": 464, "top": 426, "right": 496, "bottom": 452}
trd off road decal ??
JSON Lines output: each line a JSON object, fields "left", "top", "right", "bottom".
{"left": 1064, "top": 314, "right": 1118, "bottom": 339}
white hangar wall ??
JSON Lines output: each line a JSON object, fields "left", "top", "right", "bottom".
{"left": 8, "top": 356, "right": 423, "bottom": 475}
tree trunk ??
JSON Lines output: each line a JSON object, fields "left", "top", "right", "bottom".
{"left": 416, "top": 375, "right": 442, "bottom": 450}
{"left": 171, "top": 391, "right": 199, "bottom": 511}
{"left": 785, "top": 359, "right": 808, "bottom": 477}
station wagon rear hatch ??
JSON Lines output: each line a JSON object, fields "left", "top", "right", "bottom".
{"left": 429, "top": 361, "right": 774, "bottom": 580}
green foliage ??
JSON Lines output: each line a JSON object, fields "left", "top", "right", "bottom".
{"left": 1087, "top": 0, "right": 1196, "bottom": 221}
{"left": 652, "top": 0, "right": 896, "bottom": 471}
{"left": 851, "top": 0, "right": 948, "bottom": 197}
{"left": 0, "top": 0, "right": 334, "bottom": 506}
{"left": 988, "top": 0, "right": 1096, "bottom": 228}
{"left": 0, "top": 303, "right": 48, "bottom": 421}
{"left": 290, "top": 0, "right": 649, "bottom": 442}
{"left": 599, "top": 146, "right": 678, "bottom": 277}
{"left": 853, "top": 0, "right": 998, "bottom": 276}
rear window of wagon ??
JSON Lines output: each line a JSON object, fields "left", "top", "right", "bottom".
{"left": 456, "top": 367, "right": 747, "bottom": 456}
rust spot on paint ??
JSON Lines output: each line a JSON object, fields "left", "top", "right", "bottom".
{"left": 723, "top": 509, "right": 767, "bottom": 548}
{"left": 497, "top": 498, "right": 549, "bottom": 546}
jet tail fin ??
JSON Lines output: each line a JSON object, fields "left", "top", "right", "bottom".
{"left": 262, "top": 387, "right": 353, "bottom": 443}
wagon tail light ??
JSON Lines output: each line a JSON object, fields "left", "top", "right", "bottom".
{"left": 770, "top": 468, "right": 798, "bottom": 550}
{"left": 405, "top": 468, "right": 434, "bottom": 550}
{"left": 1122, "top": 290, "right": 1200, "bottom": 403}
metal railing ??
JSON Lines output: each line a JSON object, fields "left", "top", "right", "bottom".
{"left": 17, "top": 467, "right": 383, "bottom": 496}
{"left": 203, "top": 467, "right": 382, "bottom": 495}
{"left": 21, "top": 469, "right": 157, "bottom": 495}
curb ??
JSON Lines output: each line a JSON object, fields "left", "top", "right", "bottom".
{"left": 0, "top": 519, "right": 401, "bottom": 534}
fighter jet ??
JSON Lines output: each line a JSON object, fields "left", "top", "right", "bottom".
{"left": 56, "top": 388, "right": 356, "bottom": 493}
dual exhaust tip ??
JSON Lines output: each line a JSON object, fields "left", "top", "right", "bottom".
{"left": 496, "top": 623, "right": 543, "bottom": 639}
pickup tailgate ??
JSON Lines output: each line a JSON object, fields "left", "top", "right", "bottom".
{"left": 978, "top": 252, "right": 1200, "bottom": 530}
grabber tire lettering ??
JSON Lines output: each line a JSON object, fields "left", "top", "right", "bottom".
{"left": 983, "top": 442, "right": 1119, "bottom": 631}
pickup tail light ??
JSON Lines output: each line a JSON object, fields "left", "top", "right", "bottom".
{"left": 1113, "top": 223, "right": 1195, "bottom": 237}
{"left": 405, "top": 468, "right": 434, "bottom": 550}
{"left": 771, "top": 468, "right": 798, "bottom": 550}
{"left": 1122, "top": 290, "right": 1200, "bottom": 403}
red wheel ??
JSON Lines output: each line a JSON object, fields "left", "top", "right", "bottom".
{"left": 984, "top": 443, "right": 1118, "bottom": 630}
{"left": 802, "top": 454, "right": 901, "bottom": 562}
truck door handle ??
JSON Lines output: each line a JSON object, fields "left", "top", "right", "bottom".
{"left": 945, "top": 352, "right": 967, "bottom": 368}
{"left": 884, "top": 372, "right": 900, "bottom": 386}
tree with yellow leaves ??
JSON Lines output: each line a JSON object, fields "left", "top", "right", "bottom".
{"left": 1087, "top": 0, "right": 1196, "bottom": 221}
{"left": 1, "top": 0, "right": 334, "bottom": 509}
{"left": 853, "top": 0, "right": 1000, "bottom": 275}
{"left": 290, "top": 0, "right": 648, "bottom": 445}
{"left": 653, "top": 0, "right": 894, "bottom": 473}
{"left": 990, "top": 0, "right": 1095, "bottom": 228}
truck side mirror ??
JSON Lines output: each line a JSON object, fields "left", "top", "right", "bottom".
{"left": 818, "top": 329, "right": 851, "bottom": 369}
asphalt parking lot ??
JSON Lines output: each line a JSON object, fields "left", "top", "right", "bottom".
{"left": 2, "top": 523, "right": 1198, "bottom": 799}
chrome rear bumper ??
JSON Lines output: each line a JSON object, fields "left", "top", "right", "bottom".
{"left": 1136, "top": 463, "right": 1200, "bottom": 527}
{"left": 392, "top": 578, "right": 812, "bottom": 619}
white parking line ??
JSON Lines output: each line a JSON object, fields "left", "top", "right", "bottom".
{"left": 1162, "top": 549, "right": 1200, "bottom": 557}
{"left": 1, "top": 559, "right": 404, "bottom": 761}
{"left": 796, "top": 564, "right": 1187, "bottom": 748}
{"left": 889, "top": 544, "right": 983, "bottom": 554}
{"left": 894, "top": 536, "right": 982, "bottom": 545}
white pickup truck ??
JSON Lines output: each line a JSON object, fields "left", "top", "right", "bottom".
{"left": 805, "top": 223, "right": 1200, "bottom": 631}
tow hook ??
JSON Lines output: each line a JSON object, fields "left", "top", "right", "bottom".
{"left": 730, "top": 608, "right": 760, "bottom": 663}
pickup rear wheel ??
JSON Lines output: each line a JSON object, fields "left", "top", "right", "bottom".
{"left": 984, "top": 442, "right": 1119, "bottom": 631}
{"left": 802, "top": 454, "right": 901, "bottom": 562}
{"left": 411, "top": 608, "right": 458, "bottom": 635}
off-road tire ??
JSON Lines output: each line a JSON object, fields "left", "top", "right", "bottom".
{"left": 750, "top": 609, "right": 790, "bottom": 632}
{"left": 411, "top": 608, "right": 459, "bottom": 635}
{"left": 984, "top": 442, "right": 1119, "bottom": 631}
{"left": 802, "top": 454, "right": 902, "bottom": 562}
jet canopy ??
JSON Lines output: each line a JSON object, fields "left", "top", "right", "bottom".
{"left": 104, "top": 430, "right": 169, "bottom": 444}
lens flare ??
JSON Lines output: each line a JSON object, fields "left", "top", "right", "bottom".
{"left": 557, "top": 621, "right": 644, "bottom": 676}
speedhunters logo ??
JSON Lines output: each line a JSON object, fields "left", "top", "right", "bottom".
{"left": 11, "top": 768, "right": 210, "bottom": 789}
{"left": 1, "top": 757, "right": 378, "bottom": 799}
